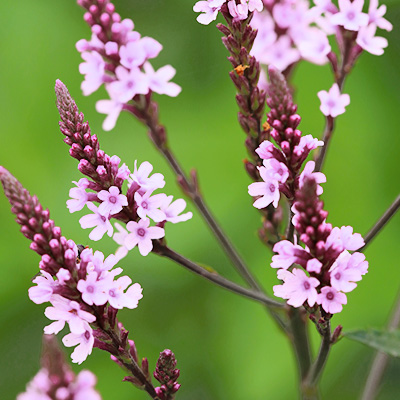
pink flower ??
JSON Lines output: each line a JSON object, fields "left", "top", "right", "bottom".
{"left": 160, "top": 195, "right": 193, "bottom": 223}
{"left": 368, "top": 0, "right": 392, "bottom": 31}
{"left": 347, "top": 251, "right": 369, "bottom": 275}
{"left": 143, "top": 62, "right": 181, "bottom": 97}
{"left": 248, "top": 166, "right": 280, "bottom": 209}
{"left": 79, "top": 52, "right": 106, "bottom": 96}
{"left": 134, "top": 191, "right": 167, "bottom": 222}
{"left": 129, "top": 161, "right": 165, "bottom": 193}
{"left": 251, "top": 12, "right": 277, "bottom": 59}
{"left": 318, "top": 83, "right": 350, "bottom": 117}
{"left": 97, "top": 186, "right": 128, "bottom": 216}
{"left": 273, "top": 268, "right": 320, "bottom": 307}
{"left": 73, "top": 370, "right": 101, "bottom": 400}
{"left": 79, "top": 203, "right": 113, "bottom": 241}
{"left": 67, "top": 179, "right": 90, "bottom": 213}
{"left": 248, "top": 0, "right": 263, "bottom": 12}
{"left": 271, "top": 240, "right": 311, "bottom": 269}
{"left": 113, "top": 222, "right": 130, "bottom": 261}
{"left": 119, "top": 40, "right": 147, "bottom": 69}
{"left": 306, "top": 258, "right": 323, "bottom": 274}
{"left": 228, "top": 0, "right": 249, "bottom": 21}
{"left": 263, "top": 159, "right": 289, "bottom": 183}
{"left": 325, "top": 226, "right": 364, "bottom": 253}
{"left": 329, "top": 255, "right": 362, "bottom": 293}
{"left": 62, "top": 322, "right": 94, "bottom": 364}
{"left": 108, "top": 66, "right": 148, "bottom": 103}
{"left": 317, "top": 286, "right": 347, "bottom": 314}
{"left": 296, "top": 27, "right": 331, "bottom": 65}
{"left": 299, "top": 161, "right": 326, "bottom": 195}
{"left": 330, "top": 0, "right": 369, "bottom": 31}
{"left": 28, "top": 271, "right": 56, "bottom": 304}
{"left": 95, "top": 96, "right": 124, "bottom": 131}
{"left": 77, "top": 272, "right": 108, "bottom": 306}
{"left": 83, "top": 249, "right": 118, "bottom": 276}
{"left": 193, "top": 0, "right": 225, "bottom": 25}
{"left": 125, "top": 218, "right": 165, "bottom": 256}
{"left": 356, "top": 25, "right": 388, "bottom": 56}
{"left": 104, "top": 276, "right": 143, "bottom": 309}
{"left": 255, "top": 140, "right": 275, "bottom": 160}
{"left": 44, "top": 296, "right": 96, "bottom": 335}
{"left": 297, "top": 135, "right": 324, "bottom": 152}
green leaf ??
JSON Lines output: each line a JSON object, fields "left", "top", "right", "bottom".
{"left": 344, "top": 329, "right": 400, "bottom": 358}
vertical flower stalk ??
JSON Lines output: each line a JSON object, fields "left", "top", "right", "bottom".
{"left": 154, "top": 350, "right": 181, "bottom": 400}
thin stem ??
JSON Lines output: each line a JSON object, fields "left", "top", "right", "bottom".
{"left": 315, "top": 117, "right": 334, "bottom": 172}
{"left": 361, "top": 194, "right": 400, "bottom": 251}
{"left": 361, "top": 291, "right": 400, "bottom": 400}
{"left": 156, "top": 244, "right": 284, "bottom": 308}
{"left": 302, "top": 320, "right": 332, "bottom": 399}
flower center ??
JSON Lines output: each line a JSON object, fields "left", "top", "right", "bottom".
{"left": 84, "top": 330, "right": 91, "bottom": 340}
{"left": 137, "top": 228, "right": 146, "bottom": 237}
{"left": 109, "top": 196, "right": 117, "bottom": 204}
{"left": 87, "top": 285, "right": 94, "bottom": 293}
{"left": 142, "top": 201, "right": 148, "bottom": 209}
{"left": 100, "top": 215, "right": 106, "bottom": 222}
{"left": 303, "top": 281, "right": 310, "bottom": 290}
{"left": 334, "top": 272, "right": 341, "bottom": 280}
{"left": 326, "top": 292, "right": 334, "bottom": 301}
{"left": 347, "top": 11, "right": 355, "bottom": 20}
{"left": 109, "top": 289, "right": 116, "bottom": 297}
{"left": 269, "top": 184, "right": 276, "bottom": 193}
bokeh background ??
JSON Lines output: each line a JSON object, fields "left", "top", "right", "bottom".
{"left": 1, "top": 0, "right": 399, "bottom": 399}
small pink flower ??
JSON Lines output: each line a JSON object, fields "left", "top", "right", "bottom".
{"left": 67, "top": 179, "right": 90, "bottom": 213}
{"left": 28, "top": 271, "right": 56, "bottom": 304}
{"left": 296, "top": 27, "right": 331, "bottom": 65}
{"left": 79, "top": 51, "right": 106, "bottom": 96}
{"left": 97, "top": 186, "right": 128, "bottom": 216}
{"left": 248, "top": 0, "right": 263, "bottom": 12}
{"left": 129, "top": 161, "right": 165, "bottom": 193}
{"left": 297, "top": 135, "right": 324, "bottom": 152}
{"left": 317, "top": 286, "right": 347, "bottom": 314}
{"left": 193, "top": 0, "right": 225, "bottom": 25}
{"left": 255, "top": 140, "right": 275, "bottom": 160}
{"left": 77, "top": 272, "right": 108, "bottom": 306}
{"left": 62, "top": 322, "right": 94, "bottom": 364}
{"left": 79, "top": 203, "right": 113, "bottom": 241}
{"left": 318, "top": 83, "right": 350, "bottom": 117}
{"left": 134, "top": 191, "right": 167, "bottom": 222}
{"left": 104, "top": 275, "right": 143, "bottom": 309}
{"left": 368, "top": 0, "right": 392, "bottom": 31}
{"left": 299, "top": 161, "right": 326, "bottom": 195}
{"left": 74, "top": 370, "right": 101, "bottom": 400}
{"left": 330, "top": 0, "right": 369, "bottom": 31}
{"left": 272, "top": 240, "right": 311, "bottom": 269}
{"left": 95, "top": 95, "right": 124, "bottom": 131}
{"left": 263, "top": 159, "right": 289, "bottom": 183}
{"left": 248, "top": 166, "right": 280, "bottom": 209}
{"left": 125, "top": 218, "right": 165, "bottom": 256}
{"left": 119, "top": 40, "right": 147, "bottom": 69}
{"left": 113, "top": 222, "right": 130, "bottom": 261}
{"left": 143, "top": 62, "right": 182, "bottom": 97}
{"left": 228, "top": 0, "right": 249, "bottom": 21}
{"left": 160, "top": 195, "right": 193, "bottom": 223}
{"left": 356, "top": 25, "right": 388, "bottom": 56}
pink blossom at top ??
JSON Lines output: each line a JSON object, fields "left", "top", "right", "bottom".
{"left": 79, "top": 52, "right": 106, "bottom": 96}
{"left": 83, "top": 249, "right": 118, "bottom": 276}
{"left": 79, "top": 203, "right": 113, "bottom": 241}
{"left": 62, "top": 322, "right": 94, "bottom": 364}
{"left": 273, "top": 268, "right": 320, "bottom": 307}
{"left": 330, "top": 0, "right": 369, "bottom": 31}
{"left": 193, "top": 0, "right": 225, "bottom": 25}
{"left": 368, "top": 0, "right": 393, "bottom": 31}
{"left": 263, "top": 159, "right": 289, "bottom": 183}
{"left": 356, "top": 25, "right": 388, "bottom": 56}
{"left": 134, "top": 191, "right": 167, "bottom": 222}
{"left": 129, "top": 161, "right": 166, "bottom": 194}
{"left": 104, "top": 276, "right": 143, "bottom": 309}
{"left": 329, "top": 254, "right": 363, "bottom": 293}
{"left": 67, "top": 179, "right": 90, "bottom": 213}
{"left": 271, "top": 240, "right": 310, "bottom": 269}
{"left": 325, "top": 226, "right": 364, "bottom": 252}
{"left": 77, "top": 272, "right": 108, "bottom": 306}
{"left": 297, "top": 134, "right": 324, "bottom": 152}
{"left": 318, "top": 83, "right": 350, "bottom": 117}
{"left": 299, "top": 161, "right": 326, "bottom": 195}
{"left": 317, "top": 286, "right": 347, "bottom": 314}
{"left": 160, "top": 195, "right": 193, "bottom": 223}
{"left": 113, "top": 223, "right": 130, "bottom": 261}
{"left": 125, "top": 218, "right": 165, "bottom": 256}
{"left": 44, "top": 296, "right": 96, "bottom": 335}
{"left": 228, "top": 0, "right": 249, "bottom": 21}
{"left": 248, "top": 166, "right": 280, "bottom": 209}
{"left": 97, "top": 186, "right": 128, "bottom": 216}
{"left": 107, "top": 66, "right": 148, "bottom": 103}
{"left": 143, "top": 62, "right": 182, "bottom": 97}
{"left": 119, "top": 39, "right": 146, "bottom": 69}
{"left": 28, "top": 271, "right": 56, "bottom": 304}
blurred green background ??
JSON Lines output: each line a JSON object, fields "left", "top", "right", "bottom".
{"left": 1, "top": 0, "right": 400, "bottom": 399}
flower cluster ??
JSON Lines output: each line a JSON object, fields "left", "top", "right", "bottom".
{"left": 248, "top": 66, "right": 324, "bottom": 211}
{"left": 154, "top": 350, "right": 181, "bottom": 400}
{"left": 18, "top": 335, "right": 101, "bottom": 400}
{"left": 76, "top": 0, "right": 181, "bottom": 130}
{"left": 56, "top": 80, "right": 192, "bottom": 259}
{"left": 194, "top": 0, "right": 263, "bottom": 25}
{"left": 272, "top": 175, "right": 368, "bottom": 314}
{"left": 0, "top": 167, "right": 143, "bottom": 365}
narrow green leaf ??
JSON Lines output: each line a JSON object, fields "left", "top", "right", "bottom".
{"left": 344, "top": 329, "right": 400, "bottom": 358}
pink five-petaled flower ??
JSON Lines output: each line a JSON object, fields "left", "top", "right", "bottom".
{"left": 134, "top": 191, "right": 167, "bottom": 222}
{"left": 193, "top": 0, "right": 225, "bottom": 25}
{"left": 143, "top": 62, "right": 182, "bottom": 97}
{"left": 79, "top": 51, "right": 106, "bottom": 96}
{"left": 44, "top": 295, "right": 96, "bottom": 335}
{"left": 129, "top": 161, "right": 166, "bottom": 194}
{"left": 28, "top": 271, "right": 56, "bottom": 304}
{"left": 228, "top": 0, "right": 249, "bottom": 21}
{"left": 248, "top": 166, "right": 280, "bottom": 209}
{"left": 329, "top": 257, "right": 362, "bottom": 293}
{"left": 356, "top": 25, "right": 388, "bottom": 56}
{"left": 317, "top": 286, "right": 347, "bottom": 314}
{"left": 273, "top": 268, "right": 320, "bottom": 307}
{"left": 104, "top": 276, "right": 143, "bottom": 309}
{"left": 125, "top": 218, "right": 165, "bottom": 256}
{"left": 299, "top": 161, "right": 326, "bottom": 196}
{"left": 62, "top": 322, "right": 94, "bottom": 365}
{"left": 160, "top": 195, "right": 193, "bottom": 223}
{"left": 97, "top": 186, "right": 128, "bottom": 216}
{"left": 67, "top": 179, "right": 90, "bottom": 213}
{"left": 255, "top": 140, "right": 275, "bottom": 160}
{"left": 113, "top": 222, "right": 130, "bottom": 261}
{"left": 77, "top": 272, "right": 108, "bottom": 306}
{"left": 330, "top": 0, "right": 369, "bottom": 31}
{"left": 263, "top": 159, "right": 289, "bottom": 183}
{"left": 318, "top": 83, "right": 350, "bottom": 118}
{"left": 79, "top": 203, "right": 113, "bottom": 241}
{"left": 271, "top": 240, "right": 311, "bottom": 269}
{"left": 368, "top": 0, "right": 393, "bottom": 31}
{"left": 95, "top": 94, "right": 124, "bottom": 132}
{"left": 325, "top": 226, "right": 364, "bottom": 253}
